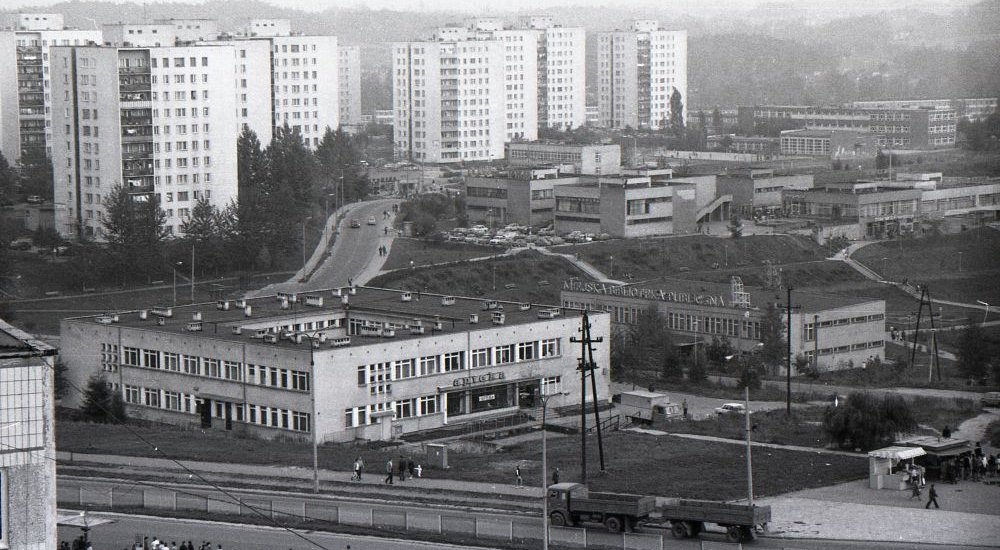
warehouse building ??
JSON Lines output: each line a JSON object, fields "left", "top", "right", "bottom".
{"left": 60, "top": 287, "right": 610, "bottom": 443}
{"left": 561, "top": 277, "right": 886, "bottom": 372}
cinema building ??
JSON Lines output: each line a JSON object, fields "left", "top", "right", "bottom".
{"left": 60, "top": 287, "right": 610, "bottom": 443}
{"left": 561, "top": 277, "right": 886, "bottom": 372}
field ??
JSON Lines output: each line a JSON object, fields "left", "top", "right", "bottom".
{"left": 55, "top": 417, "right": 866, "bottom": 501}
{"left": 852, "top": 227, "right": 1000, "bottom": 305}
{"left": 369, "top": 249, "right": 586, "bottom": 305}
{"left": 553, "top": 234, "right": 830, "bottom": 281}
{"left": 381, "top": 237, "right": 496, "bottom": 270}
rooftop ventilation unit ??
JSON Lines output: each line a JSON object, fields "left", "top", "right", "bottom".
{"left": 186, "top": 321, "right": 203, "bottom": 332}
{"left": 139, "top": 310, "right": 149, "bottom": 320}
{"left": 538, "top": 308, "right": 560, "bottom": 319}
{"left": 349, "top": 287, "right": 357, "bottom": 295}
{"left": 410, "top": 325, "right": 425, "bottom": 335}
{"left": 331, "top": 336, "right": 351, "bottom": 347}
{"left": 333, "top": 287, "right": 343, "bottom": 297}
{"left": 482, "top": 300, "right": 498, "bottom": 311}
{"left": 469, "top": 313, "right": 479, "bottom": 324}
{"left": 235, "top": 299, "right": 247, "bottom": 309}
{"left": 305, "top": 295, "right": 324, "bottom": 307}
{"left": 492, "top": 312, "right": 506, "bottom": 325}
{"left": 280, "top": 298, "right": 290, "bottom": 310}
{"left": 253, "top": 329, "right": 268, "bottom": 338}
{"left": 381, "top": 328, "right": 396, "bottom": 338}
{"left": 151, "top": 307, "right": 173, "bottom": 318}
{"left": 441, "top": 296, "right": 456, "bottom": 306}
{"left": 96, "top": 316, "right": 114, "bottom": 325}
{"left": 277, "top": 291, "right": 297, "bottom": 303}
{"left": 217, "top": 300, "right": 231, "bottom": 311}
{"left": 401, "top": 292, "right": 413, "bottom": 302}
{"left": 519, "top": 303, "right": 531, "bottom": 311}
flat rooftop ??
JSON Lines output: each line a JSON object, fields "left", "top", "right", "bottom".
{"left": 64, "top": 286, "right": 579, "bottom": 350}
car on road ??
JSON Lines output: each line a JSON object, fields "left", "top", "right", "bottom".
{"left": 26, "top": 195, "right": 43, "bottom": 204}
{"left": 715, "top": 402, "right": 748, "bottom": 415}
{"left": 350, "top": 220, "right": 361, "bottom": 228}
{"left": 367, "top": 216, "right": 377, "bottom": 225}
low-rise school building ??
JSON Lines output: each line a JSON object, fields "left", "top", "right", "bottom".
{"left": 561, "top": 277, "right": 886, "bottom": 372}
{"left": 59, "top": 287, "right": 610, "bottom": 443}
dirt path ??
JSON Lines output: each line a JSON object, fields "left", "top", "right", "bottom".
{"left": 952, "top": 409, "right": 1000, "bottom": 451}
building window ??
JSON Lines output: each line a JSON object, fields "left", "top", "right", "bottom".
{"left": 494, "top": 345, "right": 514, "bottom": 365}
{"left": 163, "top": 352, "right": 180, "bottom": 371}
{"left": 443, "top": 351, "right": 465, "bottom": 372}
{"left": 292, "top": 411, "right": 310, "bottom": 432}
{"left": 142, "top": 349, "right": 160, "bottom": 368}
{"left": 517, "top": 342, "right": 537, "bottom": 361}
{"left": 291, "top": 371, "right": 310, "bottom": 391}
{"left": 164, "top": 391, "right": 181, "bottom": 411}
{"left": 420, "top": 395, "right": 438, "bottom": 416}
{"left": 143, "top": 388, "right": 161, "bottom": 408}
{"left": 183, "top": 355, "right": 200, "bottom": 375}
{"left": 224, "top": 361, "right": 242, "bottom": 381}
{"left": 124, "top": 385, "right": 140, "bottom": 404}
{"left": 395, "top": 398, "right": 416, "bottom": 419}
{"left": 541, "top": 376, "right": 562, "bottom": 395}
{"left": 123, "top": 347, "right": 140, "bottom": 367}
{"left": 204, "top": 358, "right": 220, "bottom": 378}
{"left": 471, "top": 348, "right": 490, "bottom": 368}
{"left": 541, "top": 338, "right": 559, "bottom": 358}
{"left": 420, "top": 355, "right": 439, "bottom": 375}
{"left": 394, "top": 359, "right": 416, "bottom": 379}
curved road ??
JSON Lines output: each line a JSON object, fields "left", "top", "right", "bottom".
{"left": 254, "top": 199, "right": 401, "bottom": 296}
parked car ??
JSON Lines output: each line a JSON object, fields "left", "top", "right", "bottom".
{"left": 26, "top": 195, "right": 43, "bottom": 204}
{"left": 367, "top": 216, "right": 377, "bottom": 225}
{"left": 714, "top": 403, "right": 747, "bottom": 415}
{"left": 9, "top": 237, "right": 32, "bottom": 250}
{"left": 350, "top": 219, "right": 361, "bottom": 228}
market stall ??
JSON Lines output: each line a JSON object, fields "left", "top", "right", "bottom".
{"left": 868, "top": 446, "right": 927, "bottom": 490}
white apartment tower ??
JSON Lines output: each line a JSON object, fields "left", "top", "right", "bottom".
{"left": 0, "top": 14, "right": 102, "bottom": 163}
{"left": 597, "top": 20, "right": 687, "bottom": 130}
{"left": 338, "top": 45, "right": 362, "bottom": 126}
{"left": 469, "top": 19, "right": 538, "bottom": 142}
{"left": 49, "top": 42, "right": 239, "bottom": 239}
{"left": 519, "top": 16, "right": 586, "bottom": 130}
{"left": 393, "top": 34, "right": 505, "bottom": 163}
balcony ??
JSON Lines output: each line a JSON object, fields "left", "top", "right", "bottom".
{"left": 119, "top": 66, "right": 151, "bottom": 75}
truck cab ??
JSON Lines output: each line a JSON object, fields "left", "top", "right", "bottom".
{"left": 547, "top": 482, "right": 655, "bottom": 533}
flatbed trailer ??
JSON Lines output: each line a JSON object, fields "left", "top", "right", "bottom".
{"left": 645, "top": 499, "right": 771, "bottom": 542}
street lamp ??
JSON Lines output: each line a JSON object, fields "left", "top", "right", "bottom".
{"left": 958, "top": 252, "right": 963, "bottom": 273}
{"left": 539, "top": 390, "right": 569, "bottom": 550}
{"left": 609, "top": 255, "right": 614, "bottom": 277}
{"left": 977, "top": 300, "right": 991, "bottom": 324}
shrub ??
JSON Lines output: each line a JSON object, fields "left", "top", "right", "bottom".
{"left": 80, "top": 374, "right": 127, "bottom": 424}
{"left": 823, "top": 392, "right": 916, "bottom": 451}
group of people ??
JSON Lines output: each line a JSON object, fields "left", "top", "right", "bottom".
{"left": 376, "top": 244, "right": 389, "bottom": 257}
{"left": 889, "top": 326, "right": 908, "bottom": 343}
{"left": 383, "top": 455, "right": 422, "bottom": 484}
{"left": 62, "top": 536, "right": 222, "bottom": 550}
{"left": 941, "top": 442, "right": 999, "bottom": 484}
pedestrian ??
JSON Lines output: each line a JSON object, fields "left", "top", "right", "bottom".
{"left": 909, "top": 478, "right": 921, "bottom": 499}
{"left": 415, "top": 463, "right": 422, "bottom": 478}
{"left": 552, "top": 467, "right": 560, "bottom": 485}
{"left": 408, "top": 459, "right": 416, "bottom": 479}
{"left": 515, "top": 464, "right": 523, "bottom": 488}
{"left": 384, "top": 226, "right": 388, "bottom": 236}
{"left": 353, "top": 456, "right": 363, "bottom": 481}
{"left": 682, "top": 399, "right": 688, "bottom": 419}
{"left": 942, "top": 425, "right": 951, "bottom": 438}
{"left": 398, "top": 455, "right": 408, "bottom": 482}
{"left": 925, "top": 484, "right": 939, "bottom": 509}
{"left": 385, "top": 459, "right": 394, "bottom": 485}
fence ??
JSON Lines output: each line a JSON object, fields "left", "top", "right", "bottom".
{"left": 58, "top": 479, "right": 672, "bottom": 550}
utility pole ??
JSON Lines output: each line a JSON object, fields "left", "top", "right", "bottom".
{"left": 190, "top": 244, "right": 195, "bottom": 303}
{"left": 570, "top": 311, "right": 605, "bottom": 485}
{"left": 776, "top": 287, "right": 800, "bottom": 415}
{"left": 910, "top": 285, "right": 942, "bottom": 381}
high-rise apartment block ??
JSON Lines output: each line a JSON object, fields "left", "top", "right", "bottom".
{"left": 49, "top": 41, "right": 239, "bottom": 238}
{"left": 339, "top": 45, "right": 362, "bottom": 126}
{"left": 0, "top": 14, "right": 102, "bottom": 162}
{"left": 597, "top": 20, "right": 687, "bottom": 130}
{"left": 394, "top": 17, "right": 585, "bottom": 163}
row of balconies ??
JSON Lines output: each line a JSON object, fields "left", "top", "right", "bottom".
{"left": 122, "top": 126, "right": 154, "bottom": 138}
{"left": 119, "top": 66, "right": 151, "bottom": 75}
{"left": 120, "top": 92, "right": 152, "bottom": 103}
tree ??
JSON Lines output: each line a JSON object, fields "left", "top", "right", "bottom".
{"left": 180, "top": 197, "right": 218, "bottom": 241}
{"left": 758, "top": 302, "right": 787, "bottom": 376}
{"left": 956, "top": 321, "right": 991, "bottom": 383}
{"left": 236, "top": 127, "right": 269, "bottom": 205}
{"left": 316, "top": 127, "right": 369, "bottom": 206}
{"left": 0, "top": 149, "right": 18, "bottom": 205}
{"left": 102, "top": 185, "right": 169, "bottom": 282}
{"left": 705, "top": 335, "right": 734, "bottom": 367}
{"left": 17, "top": 147, "right": 53, "bottom": 200}
{"left": 80, "top": 374, "right": 127, "bottom": 423}
{"left": 823, "top": 392, "right": 916, "bottom": 451}
{"left": 686, "top": 351, "right": 708, "bottom": 383}
{"left": 669, "top": 88, "right": 685, "bottom": 139}
{"left": 53, "top": 360, "right": 70, "bottom": 400}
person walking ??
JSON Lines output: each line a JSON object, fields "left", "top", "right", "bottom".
{"left": 398, "top": 455, "right": 408, "bottom": 482}
{"left": 925, "top": 484, "right": 939, "bottom": 509}
{"left": 682, "top": 399, "right": 689, "bottom": 419}
{"left": 552, "top": 467, "right": 560, "bottom": 485}
{"left": 909, "top": 478, "right": 921, "bottom": 500}
{"left": 384, "top": 459, "right": 394, "bottom": 485}
{"left": 515, "top": 464, "right": 523, "bottom": 488}
{"left": 353, "top": 457, "right": 364, "bottom": 481}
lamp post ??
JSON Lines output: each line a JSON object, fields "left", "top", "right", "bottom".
{"left": 172, "top": 261, "right": 182, "bottom": 306}
{"left": 958, "top": 252, "right": 963, "bottom": 273}
{"left": 540, "top": 390, "right": 568, "bottom": 550}
{"left": 609, "top": 255, "right": 614, "bottom": 277}
{"left": 300, "top": 331, "right": 321, "bottom": 494}
{"left": 881, "top": 257, "right": 888, "bottom": 280}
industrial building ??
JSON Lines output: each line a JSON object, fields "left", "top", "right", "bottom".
{"left": 561, "top": 277, "right": 886, "bottom": 372}
{"left": 0, "top": 319, "right": 59, "bottom": 550}
{"left": 59, "top": 287, "right": 610, "bottom": 443}
{"left": 596, "top": 20, "right": 687, "bottom": 130}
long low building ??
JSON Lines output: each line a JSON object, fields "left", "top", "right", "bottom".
{"left": 561, "top": 276, "right": 886, "bottom": 372}
{"left": 60, "top": 287, "right": 610, "bottom": 443}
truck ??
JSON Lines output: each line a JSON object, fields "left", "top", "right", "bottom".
{"left": 546, "top": 483, "right": 655, "bottom": 533}
{"left": 618, "top": 390, "right": 681, "bottom": 424}
{"left": 652, "top": 498, "right": 770, "bottom": 543}
{"left": 547, "top": 483, "right": 771, "bottom": 543}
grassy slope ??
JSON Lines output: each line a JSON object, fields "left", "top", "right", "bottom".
{"left": 382, "top": 238, "right": 497, "bottom": 270}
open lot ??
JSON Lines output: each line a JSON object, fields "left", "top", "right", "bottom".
{"left": 381, "top": 237, "right": 496, "bottom": 271}
{"left": 55, "top": 417, "right": 866, "bottom": 501}
{"left": 369, "top": 249, "right": 586, "bottom": 305}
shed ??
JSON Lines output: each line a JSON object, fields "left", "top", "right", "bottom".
{"left": 867, "top": 446, "right": 926, "bottom": 490}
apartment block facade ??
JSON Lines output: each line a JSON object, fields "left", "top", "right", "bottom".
{"left": 596, "top": 20, "right": 687, "bottom": 130}
{"left": 338, "top": 45, "right": 362, "bottom": 126}
{"left": 49, "top": 43, "right": 239, "bottom": 238}
{"left": 0, "top": 14, "right": 102, "bottom": 162}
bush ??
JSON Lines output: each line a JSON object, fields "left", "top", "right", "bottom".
{"left": 823, "top": 392, "right": 916, "bottom": 451}
{"left": 80, "top": 374, "right": 127, "bottom": 424}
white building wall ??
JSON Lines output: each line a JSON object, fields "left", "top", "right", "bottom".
{"left": 541, "top": 26, "right": 586, "bottom": 130}
{"left": 338, "top": 45, "right": 361, "bottom": 125}
{"left": 649, "top": 30, "right": 687, "bottom": 130}
{"left": 231, "top": 39, "right": 273, "bottom": 144}
{"left": 156, "top": 19, "right": 220, "bottom": 42}
{"left": 0, "top": 32, "right": 19, "bottom": 160}
{"left": 4, "top": 13, "right": 64, "bottom": 31}
{"left": 102, "top": 24, "right": 176, "bottom": 47}
{"left": 271, "top": 35, "right": 338, "bottom": 148}
{"left": 246, "top": 19, "right": 292, "bottom": 37}
{"left": 494, "top": 29, "right": 538, "bottom": 142}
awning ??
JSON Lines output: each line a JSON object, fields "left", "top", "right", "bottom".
{"left": 868, "top": 446, "right": 927, "bottom": 460}
{"left": 57, "top": 513, "right": 115, "bottom": 528}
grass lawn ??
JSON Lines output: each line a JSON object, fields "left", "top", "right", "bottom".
{"left": 689, "top": 260, "right": 867, "bottom": 291}
{"left": 662, "top": 407, "right": 831, "bottom": 448}
{"left": 852, "top": 227, "right": 1000, "bottom": 305}
{"left": 552, "top": 234, "right": 828, "bottom": 281}
{"left": 382, "top": 238, "right": 497, "bottom": 270}
{"left": 55, "top": 418, "right": 866, "bottom": 501}
{"left": 4, "top": 272, "right": 292, "bottom": 335}
{"left": 369, "top": 249, "right": 589, "bottom": 305}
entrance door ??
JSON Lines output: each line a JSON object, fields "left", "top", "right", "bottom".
{"left": 224, "top": 402, "right": 233, "bottom": 431}
{"left": 518, "top": 382, "right": 539, "bottom": 408}
{"left": 199, "top": 398, "right": 212, "bottom": 428}
{"left": 446, "top": 392, "right": 465, "bottom": 417}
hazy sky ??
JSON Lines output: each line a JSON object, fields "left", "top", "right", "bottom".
{"left": 2, "top": 0, "right": 973, "bottom": 14}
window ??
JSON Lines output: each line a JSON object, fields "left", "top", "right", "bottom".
{"left": 443, "top": 351, "right": 464, "bottom": 372}
{"left": 164, "top": 391, "right": 181, "bottom": 411}
{"left": 163, "top": 352, "right": 180, "bottom": 371}
{"left": 292, "top": 411, "right": 310, "bottom": 432}
{"left": 394, "top": 359, "right": 416, "bottom": 379}
{"left": 143, "top": 388, "right": 161, "bottom": 407}
{"left": 357, "top": 365, "right": 366, "bottom": 386}
{"left": 541, "top": 376, "right": 562, "bottom": 395}
{"left": 494, "top": 345, "right": 514, "bottom": 365}
{"left": 420, "top": 355, "right": 439, "bottom": 375}
{"left": 123, "top": 347, "right": 140, "bottom": 366}
{"left": 395, "top": 398, "right": 416, "bottom": 419}
{"left": 291, "top": 370, "right": 310, "bottom": 391}
{"left": 541, "top": 338, "right": 559, "bottom": 358}
{"left": 517, "top": 341, "right": 536, "bottom": 361}
{"left": 420, "top": 395, "right": 438, "bottom": 415}
{"left": 224, "top": 361, "right": 242, "bottom": 381}
{"left": 183, "top": 355, "right": 200, "bottom": 375}
{"left": 124, "top": 385, "right": 140, "bottom": 404}
{"left": 471, "top": 348, "right": 490, "bottom": 368}
{"left": 203, "top": 358, "right": 220, "bottom": 378}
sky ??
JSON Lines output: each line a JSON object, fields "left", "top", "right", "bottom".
{"left": 1, "top": 0, "right": 977, "bottom": 14}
